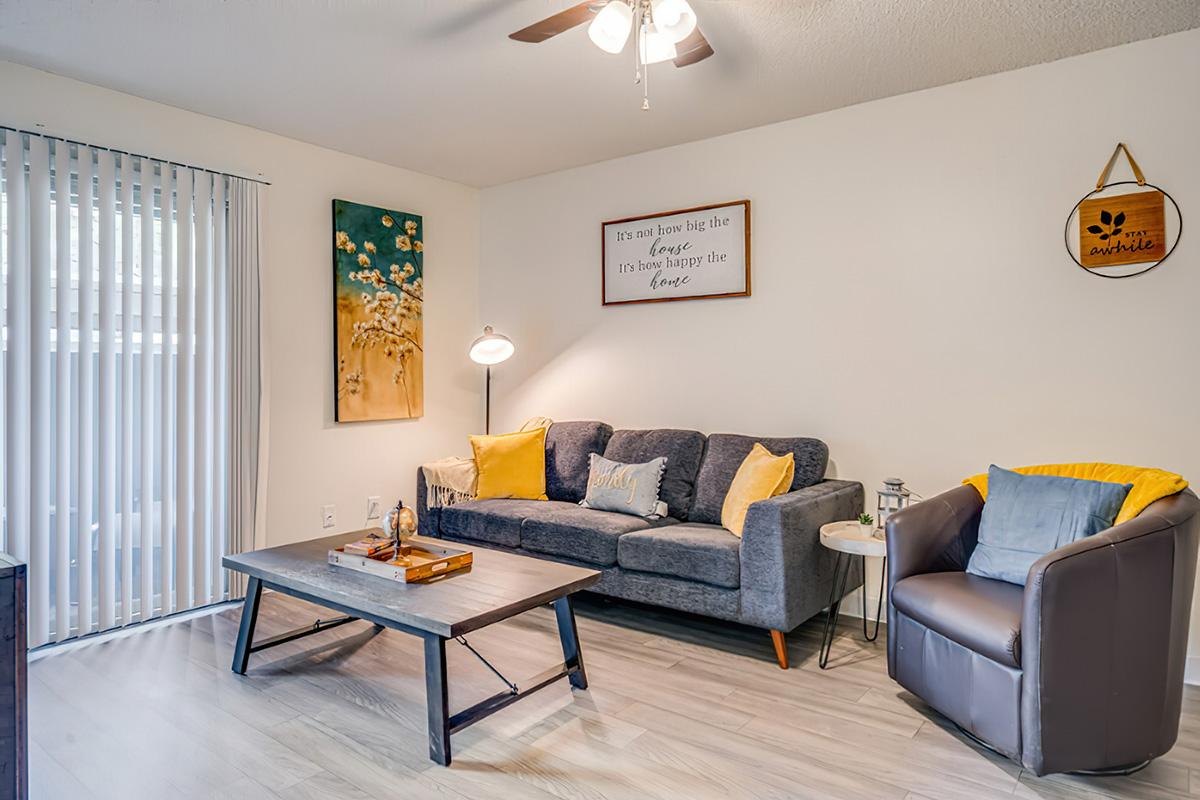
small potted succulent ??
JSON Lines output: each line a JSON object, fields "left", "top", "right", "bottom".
{"left": 857, "top": 512, "right": 875, "bottom": 536}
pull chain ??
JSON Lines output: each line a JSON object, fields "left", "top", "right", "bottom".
{"left": 637, "top": 1, "right": 650, "bottom": 110}
{"left": 632, "top": 6, "right": 641, "bottom": 87}
{"left": 642, "top": 54, "right": 650, "bottom": 110}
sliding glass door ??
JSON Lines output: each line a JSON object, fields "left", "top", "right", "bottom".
{"left": 1, "top": 129, "right": 233, "bottom": 646}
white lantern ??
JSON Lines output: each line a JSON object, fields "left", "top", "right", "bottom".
{"left": 876, "top": 477, "right": 912, "bottom": 533}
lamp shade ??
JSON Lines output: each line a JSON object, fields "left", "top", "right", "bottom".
{"left": 651, "top": 0, "right": 697, "bottom": 44}
{"left": 468, "top": 325, "right": 515, "bottom": 365}
{"left": 588, "top": 0, "right": 634, "bottom": 54}
{"left": 638, "top": 24, "right": 678, "bottom": 65}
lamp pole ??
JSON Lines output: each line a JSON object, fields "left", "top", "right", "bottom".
{"left": 468, "top": 325, "right": 514, "bottom": 436}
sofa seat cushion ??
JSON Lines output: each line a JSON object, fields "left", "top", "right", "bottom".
{"left": 439, "top": 499, "right": 549, "bottom": 548}
{"left": 604, "top": 429, "right": 706, "bottom": 520}
{"left": 520, "top": 502, "right": 676, "bottom": 566}
{"left": 891, "top": 572, "right": 1024, "bottom": 668}
{"left": 617, "top": 523, "right": 741, "bottom": 589}
{"left": 691, "top": 434, "right": 829, "bottom": 525}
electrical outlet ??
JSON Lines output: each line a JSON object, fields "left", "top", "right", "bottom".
{"left": 366, "top": 496, "right": 381, "bottom": 520}
{"left": 321, "top": 504, "right": 336, "bottom": 529}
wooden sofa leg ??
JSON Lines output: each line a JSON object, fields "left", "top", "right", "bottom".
{"left": 770, "top": 630, "right": 789, "bottom": 669}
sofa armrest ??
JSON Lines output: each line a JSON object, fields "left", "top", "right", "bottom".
{"left": 739, "top": 479, "right": 865, "bottom": 631}
{"left": 1018, "top": 490, "right": 1200, "bottom": 775}
{"left": 885, "top": 484, "right": 983, "bottom": 589}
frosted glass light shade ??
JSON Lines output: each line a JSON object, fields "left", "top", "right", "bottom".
{"left": 639, "top": 24, "right": 678, "bottom": 64}
{"left": 651, "top": 0, "right": 697, "bottom": 44}
{"left": 588, "top": 1, "right": 634, "bottom": 54}
{"left": 469, "top": 326, "right": 515, "bottom": 365}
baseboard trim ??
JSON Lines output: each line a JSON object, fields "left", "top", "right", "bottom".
{"left": 1187, "top": 656, "right": 1200, "bottom": 686}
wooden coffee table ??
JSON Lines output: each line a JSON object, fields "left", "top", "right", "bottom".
{"left": 222, "top": 533, "right": 600, "bottom": 766}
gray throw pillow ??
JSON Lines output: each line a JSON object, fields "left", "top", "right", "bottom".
{"left": 581, "top": 453, "right": 668, "bottom": 518}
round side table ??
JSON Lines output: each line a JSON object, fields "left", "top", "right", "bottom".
{"left": 817, "top": 521, "right": 887, "bottom": 669}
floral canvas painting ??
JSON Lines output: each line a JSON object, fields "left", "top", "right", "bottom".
{"left": 332, "top": 199, "right": 424, "bottom": 421}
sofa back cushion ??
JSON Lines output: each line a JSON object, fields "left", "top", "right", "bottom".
{"left": 690, "top": 434, "right": 829, "bottom": 525}
{"left": 545, "top": 421, "right": 614, "bottom": 503}
{"left": 604, "top": 429, "right": 706, "bottom": 520}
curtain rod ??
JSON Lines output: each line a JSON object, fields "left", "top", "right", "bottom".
{"left": 1, "top": 123, "right": 272, "bottom": 186}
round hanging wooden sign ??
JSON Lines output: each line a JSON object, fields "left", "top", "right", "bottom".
{"left": 1064, "top": 144, "right": 1183, "bottom": 279}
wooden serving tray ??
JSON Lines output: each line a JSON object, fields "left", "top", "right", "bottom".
{"left": 329, "top": 537, "right": 473, "bottom": 583}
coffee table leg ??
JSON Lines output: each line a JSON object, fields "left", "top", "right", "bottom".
{"left": 232, "top": 576, "right": 262, "bottom": 675}
{"left": 424, "top": 635, "right": 451, "bottom": 766}
{"left": 554, "top": 596, "right": 587, "bottom": 690}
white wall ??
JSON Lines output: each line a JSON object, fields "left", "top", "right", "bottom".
{"left": 479, "top": 30, "right": 1200, "bottom": 678}
{"left": 0, "top": 60, "right": 482, "bottom": 548}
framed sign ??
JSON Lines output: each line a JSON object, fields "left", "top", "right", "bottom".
{"left": 602, "top": 200, "right": 750, "bottom": 305}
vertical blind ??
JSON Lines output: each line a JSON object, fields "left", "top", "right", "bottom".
{"left": 0, "top": 128, "right": 259, "bottom": 646}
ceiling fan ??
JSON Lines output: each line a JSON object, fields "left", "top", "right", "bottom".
{"left": 509, "top": 0, "right": 714, "bottom": 109}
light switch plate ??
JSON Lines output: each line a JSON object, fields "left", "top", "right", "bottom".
{"left": 322, "top": 504, "right": 336, "bottom": 529}
{"left": 366, "top": 496, "right": 381, "bottom": 520}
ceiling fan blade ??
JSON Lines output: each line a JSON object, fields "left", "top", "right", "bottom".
{"left": 509, "top": 2, "right": 597, "bottom": 43}
{"left": 673, "top": 27, "right": 714, "bottom": 67}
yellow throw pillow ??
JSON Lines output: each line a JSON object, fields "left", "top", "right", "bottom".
{"left": 470, "top": 427, "right": 548, "bottom": 501}
{"left": 721, "top": 444, "right": 796, "bottom": 537}
{"left": 964, "top": 463, "right": 1187, "bottom": 524}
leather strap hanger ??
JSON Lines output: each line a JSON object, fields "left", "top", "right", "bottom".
{"left": 1095, "top": 142, "right": 1146, "bottom": 189}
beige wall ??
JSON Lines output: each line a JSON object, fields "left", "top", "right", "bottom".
{"left": 479, "top": 30, "right": 1200, "bottom": 680}
{"left": 0, "top": 60, "right": 483, "bottom": 548}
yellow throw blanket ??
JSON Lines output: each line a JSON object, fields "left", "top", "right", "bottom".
{"left": 963, "top": 463, "right": 1188, "bottom": 524}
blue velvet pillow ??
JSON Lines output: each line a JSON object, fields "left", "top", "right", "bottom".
{"left": 966, "top": 465, "right": 1131, "bottom": 586}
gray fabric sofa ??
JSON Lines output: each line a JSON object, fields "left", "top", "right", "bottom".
{"left": 416, "top": 421, "right": 864, "bottom": 668}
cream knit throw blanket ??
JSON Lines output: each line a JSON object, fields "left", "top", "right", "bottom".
{"left": 421, "top": 417, "right": 553, "bottom": 508}
{"left": 421, "top": 457, "right": 477, "bottom": 508}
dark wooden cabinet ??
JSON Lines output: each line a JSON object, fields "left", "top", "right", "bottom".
{"left": 0, "top": 556, "right": 26, "bottom": 800}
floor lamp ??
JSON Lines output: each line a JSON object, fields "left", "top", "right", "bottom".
{"left": 468, "top": 325, "right": 515, "bottom": 434}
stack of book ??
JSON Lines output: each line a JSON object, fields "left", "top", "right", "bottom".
{"left": 343, "top": 535, "right": 394, "bottom": 560}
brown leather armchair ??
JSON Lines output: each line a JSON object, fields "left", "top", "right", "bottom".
{"left": 886, "top": 484, "right": 1199, "bottom": 776}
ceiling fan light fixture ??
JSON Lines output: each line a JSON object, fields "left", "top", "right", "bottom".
{"left": 638, "top": 23, "right": 678, "bottom": 65}
{"left": 588, "top": 1, "right": 634, "bottom": 54}
{"left": 650, "top": 0, "right": 697, "bottom": 44}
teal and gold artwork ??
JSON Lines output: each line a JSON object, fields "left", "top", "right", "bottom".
{"left": 332, "top": 199, "right": 424, "bottom": 421}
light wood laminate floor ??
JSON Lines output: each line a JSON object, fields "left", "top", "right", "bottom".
{"left": 29, "top": 590, "right": 1200, "bottom": 799}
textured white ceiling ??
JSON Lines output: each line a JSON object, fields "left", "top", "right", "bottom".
{"left": 0, "top": 0, "right": 1196, "bottom": 187}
